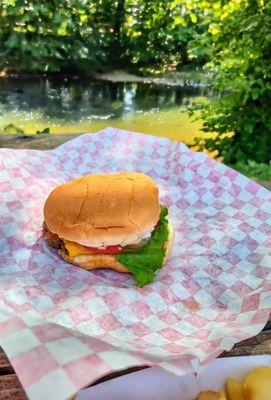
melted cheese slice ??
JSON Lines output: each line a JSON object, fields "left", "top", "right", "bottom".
{"left": 64, "top": 240, "right": 94, "bottom": 260}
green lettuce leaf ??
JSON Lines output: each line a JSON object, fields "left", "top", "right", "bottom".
{"left": 116, "top": 205, "right": 169, "bottom": 288}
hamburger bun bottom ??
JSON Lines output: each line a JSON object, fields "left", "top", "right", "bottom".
{"left": 59, "top": 222, "right": 174, "bottom": 274}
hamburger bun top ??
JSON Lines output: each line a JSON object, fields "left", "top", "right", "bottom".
{"left": 44, "top": 172, "right": 160, "bottom": 247}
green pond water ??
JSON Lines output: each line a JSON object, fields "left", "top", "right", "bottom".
{"left": 0, "top": 77, "right": 211, "bottom": 143}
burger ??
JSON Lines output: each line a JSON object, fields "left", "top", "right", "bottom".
{"left": 43, "top": 172, "right": 174, "bottom": 287}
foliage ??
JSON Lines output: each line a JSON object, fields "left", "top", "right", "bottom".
{"left": 123, "top": 0, "right": 202, "bottom": 68}
{"left": 1, "top": 0, "right": 271, "bottom": 169}
{"left": 0, "top": 0, "right": 107, "bottom": 73}
{"left": 189, "top": 0, "right": 271, "bottom": 164}
{"left": 231, "top": 161, "right": 271, "bottom": 182}
{"left": 0, "top": 123, "right": 51, "bottom": 134}
{"left": 36, "top": 127, "right": 50, "bottom": 134}
{"left": 1, "top": 123, "right": 25, "bottom": 133}
{"left": 0, "top": 0, "right": 202, "bottom": 73}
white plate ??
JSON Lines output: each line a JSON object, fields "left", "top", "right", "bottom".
{"left": 77, "top": 355, "right": 271, "bottom": 400}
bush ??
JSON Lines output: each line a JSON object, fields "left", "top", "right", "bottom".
{"left": 231, "top": 160, "right": 271, "bottom": 182}
{"left": 189, "top": 0, "right": 271, "bottom": 164}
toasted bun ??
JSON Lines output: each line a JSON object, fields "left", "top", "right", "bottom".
{"left": 60, "top": 250, "right": 129, "bottom": 273}
{"left": 164, "top": 221, "right": 174, "bottom": 263}
{"left": 59, "top": 222, "right": 174, "bottom": 274}
{"left": 44, "top": 172, "right": 160, "bottom": 247}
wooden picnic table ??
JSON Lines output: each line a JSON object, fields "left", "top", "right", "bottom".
{"left": 0, "top": 133, "right": 271, "bottom": 399}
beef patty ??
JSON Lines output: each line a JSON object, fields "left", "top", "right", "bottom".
{"left": 43, "top": 221, "right": 63, "bottom": 249}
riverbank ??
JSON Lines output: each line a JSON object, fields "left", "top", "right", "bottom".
{"left": 1, "top": 133, "right": 270, "bottom": 191}
{"left": 94, "top": 69, "right": 206, "bottom": 87}
{"left": 1, "top": 69, "right": 207, "bottom": 87}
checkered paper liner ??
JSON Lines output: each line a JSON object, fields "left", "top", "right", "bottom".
{"left": 0, "top": 128, "right": 271, "bottom": 400}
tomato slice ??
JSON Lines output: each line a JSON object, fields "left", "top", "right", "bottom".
{"left": 85, "top": 245, "right": 125, "bottom": 254}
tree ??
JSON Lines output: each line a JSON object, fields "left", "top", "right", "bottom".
{"left": 0, "top": 0, "right": 202, "bottom": 73}
{"left": 0, "top": 0, "right": 105, "bottom": 73}
{"left": 124, "top": 0, "right": 200, "bottom": 68}
{"left": 189, "top": 0, "right": 271, "bottom": 163}
{"left": 92, "top": 0, "right": 127, "bottom": 65}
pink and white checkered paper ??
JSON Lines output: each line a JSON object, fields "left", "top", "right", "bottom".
{"left": 0, "top": 128, "right": 271, "bottom": 400}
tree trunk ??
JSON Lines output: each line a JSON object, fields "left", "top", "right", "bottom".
{"left": 114, "top": 0, "right": 125, "bottom": 39}
{"left": 111, "top": 0, "right": 126, "bottom": 62}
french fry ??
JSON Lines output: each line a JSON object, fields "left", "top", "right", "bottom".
{"left": 243, "top": 366, "right": 271, "bottom": 400}
{"left": 225, "top": 378, "right": 244, "bottom": 400}
{"left": 195, "top": 390, "right": 227, "bottom": 400}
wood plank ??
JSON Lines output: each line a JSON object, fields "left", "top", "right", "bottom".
{"left": 263, "top": 319, "right": 271, "bottom": 331}
{"left": 0, "top": 375, "right": 27, "bottom": 400}
{"left": 0, "top": 134, "right": 81, "bottom": 151}
{"left": 0, "top": 350, "right": 14, "bottom": 376}
{"left": 221, "top": 330, "right": 271, "bottom": 357}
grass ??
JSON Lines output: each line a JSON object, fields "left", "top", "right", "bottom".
{"left": 230, "top": 161, "right": 271, "bottom": 187}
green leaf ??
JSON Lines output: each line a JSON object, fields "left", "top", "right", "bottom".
{"left": 6, "top": 33, "right": 19, "bottom": 48}
{"left": 116, "top": 205, "right": 169, "bottom": 288}
{"left": 190, "top": 13, "right": 197, "bottom": 23}
{"left": 2, "top": 123, "right": 25, "bottom": 134}
{"left": 36, "top": 127, "right": 50, "bottom": 134}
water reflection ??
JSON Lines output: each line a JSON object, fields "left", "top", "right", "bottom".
{"left": 0, "top": 77, "right": 209, "bottom": 122}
